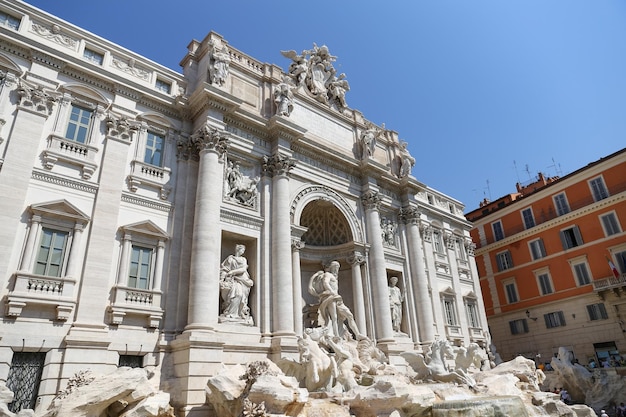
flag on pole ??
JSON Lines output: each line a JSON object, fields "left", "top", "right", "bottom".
{"left": 606, "top": 255, "right": 620, "bottom": 279}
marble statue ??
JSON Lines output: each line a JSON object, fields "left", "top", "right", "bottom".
{"left": 399, "top": 141, "right": 415, "bottom": 178}
{"left": 209, "top": 41, "right": 231, "bottom": 86}
{"left": 388, "top": 276, "right": 403, "bottom": 333}
{"left": 402, "top": 338, "right": 474, "bottom": 386}
{"left": 452, "top": 343, "right": 487, "bottom": 387}
{"left": 281, "top": 44, "right": 349, "bottom": 109}
{"left": 307, "top": 260, "right": 365, "bottom": 340}
{"left": 219, "top": 244, "right": 254, "bottom": 324}
{"left": 360, "top": 121, "right": 384, "bottom": 160}
{"left": 225, "top": 161, "right": 259, "bottom": 207}
{"left": 273, "top": 80, "right": 294, "bottom": 117}
{"left": 381, "top": 216, "right": 396, "bottom": 246}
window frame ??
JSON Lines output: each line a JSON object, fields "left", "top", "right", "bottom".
{"left": 560, "top": 225, "right": 583, "bottom": 250}
{"left": 442, "top": 296, "right": 458, "bottom": 326}
{"left": 496, "top": 250, "right": 514, "bottom": 272}
{"left": 528, "top": 238, "right": 547, "bottom": 260}
{"left": 432, "top": 230, "right": 445, "bottom": 254}
{"left": 34, "top": 227, "right": 70, "bottom": 277}
{"left": 587, "top": 303, "right": 608, "bottom": 321}
{"left": 503, "top": 278, "right": 519, "bottom": 304}
{"left": 521, "top": 207, "right": 535, "bottom": 229}
{"left": 509, "top": 318, "right": 529, "bottom": 335}
{"left": 128, "top": 245, "right": 154, "bottom": 290}
{"left": 143, "top": 130, "right": 165, "bottom": 167}
{"left": 492, "top": 220, "right": 505, "bottom": 241}
{"left": 535, "top": 269, "right": 554, "bottom": 295}
{"left": 599, "top": 212, "right": 621, "bottom": 237}
{"left": 569, "top": 256, "right": 592, "bottom": 286}
{"left": 588, "top": 176, "right": 609, "bottom": 202}
{"left": 0, "top": 10, "right": 21, "bottom": 30}
{"left": 544, "top": 311, "right": 566, "bottom": 329}
{"left": 553, "top": 192, "right": 570, "bottom": 216}
{"left": 64, "top": 104, "right": 94, "bottom": 144}
{"left": 82, "top": 47, "right": 105, "bottom": 65}
{"left": 155, "top": 78, "right": 172, "bottom": 94}
{"left": 464, "top": 297, "right": 480, "bottom": 328}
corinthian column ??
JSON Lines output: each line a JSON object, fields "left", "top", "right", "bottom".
{"left": 186, "top": 125, "right": 228, "bottom": 331}
{"left": 291, "top": 239, "right": 305, "bottom": 336}
{"left": 347, "top": 251, "right": 367, "bottom": 335}
{"left": 263, "top": 153, "right": 296, "bottom": 336}
{"left": 400, "top": 206, "right": 435, "bottom": 343}
{"left": 361, "top": 191, "right": 393, "bottom": 342}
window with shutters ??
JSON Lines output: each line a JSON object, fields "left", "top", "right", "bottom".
{"left": 544, "top": 311, "right": 566, "bottom": 328}
{"left": 587, "top": 303, "right": 608, "bottom": 321}
{"left": 528, "top": 238, "right": 547, "bottom": 260}
{"left": 509, "top": 319, "right": 528, "bottom": 335}
{"left": 503, "top": 279, "right": 519, "bottom": 304}
{"left": 535, "top": 270, "right": 554, "bottom": 295}
{"left": 570, "top": 260, "right": 592, "bottom": 286}
{"left": 492, "top": 220, "right": 505, "bottom": 241}
{"left": 496, "top": 250, "right": 513, "bottom": 271}
{"left": 560, "top": 226, "right": 583, "bottom": 250}
{"left": 600, "top": 212, "right": 621, "bottom": 237}
{"left": 553, "top": 193, "right": 570, "bottom": 216}
{"left": 589, "top": 176, "right": 609, "bottom": 202}
{"left": 521, "top": 208, "right": 535, "bottom": 229}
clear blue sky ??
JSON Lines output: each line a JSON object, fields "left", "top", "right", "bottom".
{"left": 22, "top": 0, "right": 626, "bottom": 212}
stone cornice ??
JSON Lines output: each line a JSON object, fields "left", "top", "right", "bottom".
{"left": 121, "top": 193, "right": 172, "bottom": 213}
{"left": 475, "top": 191, "right": 626, "bottom": 256}
{"left": 220, "top": 207, "right": 264, "bottom": 230}
{"left": 31, "top": 169, "right": 98, "bottom": 194}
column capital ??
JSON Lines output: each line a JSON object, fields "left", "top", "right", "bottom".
{"left": 419, "top": 222, "right": 432, "bottom": 242}
{"left": 1, "top": 71, "right": 18, "bottom": 88}
{"left": 465, "top": 238, "right": 476, "bottom": 256}
{"left": 263, "top": 153, "right": 296, "bottom": 177}
{"left": 17, "top": 83, "right": 59, "bottom": 117}
{"left": 291, "top": 238, "right": 305, "bottom": 251}
{"left": 346, "top": 251, "right": 365, "bottom": 266}
{"left": 360, "top": 190, "right": 382, "bottom": 211}
{"left": 399, "top": 206, "right": 421, "bottom": 224}
{"left": 444, "top": 231, "right": 456, "bottom": 249}
{"left": 191, "top": 124, "right": 229, "bottom": 157}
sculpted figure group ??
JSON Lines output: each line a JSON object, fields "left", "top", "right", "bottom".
{"left": 224, "top": 161, "right": 259, "bottom": 207}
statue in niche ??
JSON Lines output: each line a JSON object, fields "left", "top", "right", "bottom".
{"left": 388, "top": 276, "right": 404, "bottom": 333}
{"left": 219, "top": 244, "right": 254, "bottom": 324}
{"left": 360, "top": 122, "right": 384, "bottom": 160}
{"left": 399, "top": 141, "right": 415, "bottom": 178}
{"left": 225, "top": 160, "right": 259, "bottom": 207}
{"left": 209, "top": 41, "right": 231, "bottom": 86}
{"left": 274, "top": 80, "right": 294, "bottom": 117}
{"left": 308, "top": 260, "right": 365, "bottom": 340}
{"left": 381, "top": 217, "right": 396, "bottom": 246}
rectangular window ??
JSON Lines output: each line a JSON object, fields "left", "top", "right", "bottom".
{"left": 537, "top": 273, "right": 553, "bottom": 295}
{"left": 0, "top": 11, "right": 20, "bottom": 30}
{"left": 509, "top": 318, "right": 528, "bottom": 335}
{"left": 128, "top": 246, "right": 153, "bottom": 289}
{"left": 573, "top": 262, "right": 591, "bottom": 286}
{"left": 455, "top": 239, "right": 467, "bottom": 261}
{"left": 600, "top": 212, "right": 620, "bottom": 237}
{"left": 614, "top": 250, "right": 626, "bottom": 274}
{"left": 544, "top": 311, "right": 566, "bottom": 328}
{"left": 587, "top": 303, "right": 608, "bottom": 321}
{"left": 144, "top": 132, "right": 164, "bottom": 167}
{"left": 83, "top": 48, "right": 104, "bottom": 65}
{"left": 496, "top": 250, "right": 513, "bottom": 271}
{"left": 6, "top": 352, "right": 46, "bottom": 413}
{"left": 560, "top": 226, "right": 583, "bottom": 250}
{"left": 443, "top": 298, "right": 457, "bottom": 326}
{"left": 553, "top": 193, "right": 570, "bottom": 216}
{"left": 432, "top": 230, "right": 444, "bottom": 254}
{"left": 492, "top": 220, "right": 505, "bottom": 241}
{"left": 119, "top": 354, "right": 144, "bottom": 368}
{"left": 589, "top": 177, "right": 609, "bottom": 201}
{"left": 529, "top": 238, "right": 547, "bottom": 260}
{"left": 35, "top": 228, "right": 68, "bottom": 277}
{"left": 155, "top": 79, "right": 171, "bottom": 94}
{"left": 522, "top": 208, "right": 535, "bottom": 229}
{"left": 504, "top": 281, "right": 518, "bottom": 303}
{"left": 465, "top": 301, "right": 480, "bottom": 327}
{"left": 64, "top": 105, "right": 93, "bottom": 143}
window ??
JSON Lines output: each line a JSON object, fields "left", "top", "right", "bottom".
{"left": 432, "top": 230, "right": 444, "bottom": 254}
{"left": 64, "top": 105, "right": 93, "bottom": 143}
{"left": 572, "top": 261, "right": 591, "bottom": 286}
{"left": 34, "top": 228, "right": 69, "bottom": 277}
{"left": 509, "top": 318, "right": 528, "bottom": 335}
{"left": 529, "top": 238, "right": 547, "bottom": 260}
{"left": 6, "top": 352, "right": 46, "bottom": 413}
{"left": 443, "top": 298, "right": 457, "bottom": 326}
{"left": 128, "top": 246, "right": 153, "bottom": 289}
{"left": 600, "top": 212, "right": 621, "bottom": 237}
{"left": 492, "top": 220, "right": 505, "bottom": 241}
{"left": 560, "top": 226, "right": 583, "bottom": 250}
{"left": 614, "top": 250, "right": 626, "bottom": 274}
{"left": 544, "top": 311, "right": 566, "bottom": 328}
{"left": 0, "top": 11, "right": 20, "bottom": 30}
{"left": 536, "top": 272, "right": 553, "bottom": 295}
{"left": 496, "top": 250, "right": 513, "bottom": 271}
{"left": 455, "top": 239, "right": 467, "bottom": 261}
{"left": 465, "top": 300, "right": 480, "bottom": 327}
{"left": 119, "top": 354, "right": 144, "bottom": 368}
{"left": 589, "top": 176, "right": 609, "bottom": 201}
{"left": 83, "top": 48, "right": 104, "bottom": 65}
{"left": 553, "top": 193, "right": 570, "bottom": 216}
{"left": 143, "top": 131, "right": 164, "bottom": 167}
{"left": 521, "top": 208, "right": 535, "bottom": 229}
{"left": 155, "top": 79, "right": 171, "bottom": 94}
{"left": 587, "top": 303, "right": 608, "bottom": 321}
{"left": 504, "top": 280, "right": 519, "bottom": 303}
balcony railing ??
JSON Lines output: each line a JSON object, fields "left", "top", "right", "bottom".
{"left": 592, "top": 273, "right": 626, "bottom": 292}
{"left": 109, "top": 286, "right": 163, "bottom": 328}
{"left": 6, "top": 272, "right": 76, "bottom": 320}
{"left": 42, "top": 134, "right": 99, "bottom": 179}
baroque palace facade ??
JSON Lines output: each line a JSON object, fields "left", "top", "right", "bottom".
{"left": 0, "top": 1, "right": 488, "bottom": 414}
{"left": 467, "top": 149, "right": 626, "bottom": 366}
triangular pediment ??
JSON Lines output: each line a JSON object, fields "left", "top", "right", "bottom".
{"left": 440, "top": 286, "right": 455, "bottom": 296}
{"left": 464, "top": 291, "right": 477, "bottom": 299}
{"left": 30, "top": 200, "right": 90, "bottom": 223}
{"left": 120, "top": 220, "right": 168, "bottom": 240}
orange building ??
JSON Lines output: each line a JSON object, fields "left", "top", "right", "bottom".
{"left": 466, "top": 148, "right": 626, "bottom": 366}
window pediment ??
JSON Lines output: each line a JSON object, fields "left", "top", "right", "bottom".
{"left": 120, "top": 220, "right": 168, "bottom": 240}
{"left": 30, "top": 200, "right": 90, "bottom": 224}
{"left": 62, "top": 83, "right": 109, "bottom": 105}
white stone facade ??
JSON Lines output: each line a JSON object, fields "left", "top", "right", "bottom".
{"left": 0, "top": 1, "right": 488, "bottom": 415}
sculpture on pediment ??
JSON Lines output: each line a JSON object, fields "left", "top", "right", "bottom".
{"left": 225, "top": 160, "right": 259, "bottom": 207}
{"left": 219, "top": 244, "right": 254, "bottom": 324}
{"left": 360, "top": 122, "right": 384, "bottom": 160}
{"left": 209, "top": 41, "right": 231, "bottom": 86}
{"left": 399, "top": 141, "right": 415, "bottom": 178}
{"left": 281, "top": 44, "right": 349, "bottom": 109}
{"left": 388, "top": 277, "right": 404, "bottom": 333}
{"left": 273, "top": 80, "right": 294, "bottom": 117}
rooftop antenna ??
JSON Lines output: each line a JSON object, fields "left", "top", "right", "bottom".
{"left": 513, "top": 160, "right": 521, "bottom": 184}
{"left": 486, "top": 179, "right": 492, "bottom": 200}
{"left": 525, "top": 164, "right": 532, "bottom": 182}
{"left": 547, "top": 157, "right": 563, "bottom": 177}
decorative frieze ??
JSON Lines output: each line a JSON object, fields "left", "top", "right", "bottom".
{"left": 262, "top": 153, "right": 296, "bottom": 177}
{"left": 30, "top": 21, "right": 78, "bottom": 50}
{"left": 111, "top": 56, "right": 150, "bottom": 81}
